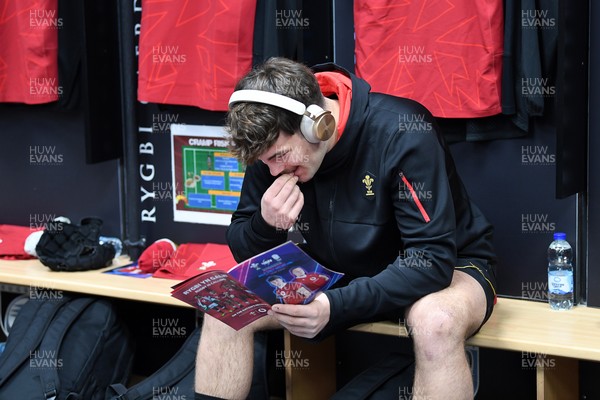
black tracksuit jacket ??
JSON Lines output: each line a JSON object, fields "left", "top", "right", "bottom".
{"left": 226, "top": 63, "right": 497, "bottom": 338}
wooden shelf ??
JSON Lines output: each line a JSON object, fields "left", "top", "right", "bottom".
{"left": 0, "top": 257, "right": 191, "bottom": 308}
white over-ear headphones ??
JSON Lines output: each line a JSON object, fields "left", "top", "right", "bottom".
{"left": 228, "top": 89, "right": 336, "bottom": 143}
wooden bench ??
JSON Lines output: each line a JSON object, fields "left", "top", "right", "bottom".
{"left": 284, "top": 297, "right": 600, "bottom": 400}
{"left": 1, "top": 260, "right": 598, "bottom": 399}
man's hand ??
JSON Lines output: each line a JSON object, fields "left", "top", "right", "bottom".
{"left": 268, "top": 293, "right": 330, "bottom": 338}
{"left": 261, "top": 174, "right": 304, "bottom": 230}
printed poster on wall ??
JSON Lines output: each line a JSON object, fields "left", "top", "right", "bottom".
{"left": 171, "top": 124, "right": 244, "bottom": 225}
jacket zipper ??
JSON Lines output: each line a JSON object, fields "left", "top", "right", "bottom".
{"left": 399, "top": 172, "right": 431, "bottom": 223}
{"left": 328, "top": 181, "right": 339, "bottom": 263}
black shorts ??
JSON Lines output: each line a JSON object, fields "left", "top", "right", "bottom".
{"left": 369, "top": 258, "right": 497, "bottom": 339}
{"left": 455, "top": 258, "right": 498, "bottom": 335}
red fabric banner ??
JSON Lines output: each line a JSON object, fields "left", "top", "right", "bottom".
{"left": 137, "top": 0, "right": 257, "bottom": 111}
{"left": 0, "top": 0, "right": 60, "bottom": 104}
{"left": 354, "top": 0, "right": 503, "bottom": 118}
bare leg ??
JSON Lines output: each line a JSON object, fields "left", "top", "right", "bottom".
{"left": 405, "top": 270, "right": 487, "bottom": 400}
{"left": 195, "top": 315, "right": 280, "bottom": 399}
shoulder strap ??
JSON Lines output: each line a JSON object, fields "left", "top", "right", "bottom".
{"left": 106, "top": 383, "right": 128, "bottom": 397}
{"left": 36, "top": 297, "right": 96, "bottom": 399}
{"left": 109, "top": 327, "right": 201, "bottom": 400}
{"left": 0, "top": 295, "right": 71, "bottom": 386}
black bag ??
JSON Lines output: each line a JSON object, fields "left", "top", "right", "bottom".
{"left": 106, "top": 329, "right": 270, "bottom": 400}
{"left": 0, "top": 294, "right": 134, "bottom": 400}
{"left": 36, "top": 217, "right": 116, "bottom": 272}
{"left": 106, "top": 327, "right": 200, "bottom": 400}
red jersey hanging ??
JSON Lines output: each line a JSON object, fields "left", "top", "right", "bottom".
{"left": 354, "top": 0, "right": 503, "bottom": 118}
{"left": 0, "top": 0, "right": 60, "bottom": 104}
{"left": 137, "top": 0, "right": 257, "bottom": 111}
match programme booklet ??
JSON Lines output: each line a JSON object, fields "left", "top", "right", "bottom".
{"left": 170, "top": 241, "right": 344, "bottom": 330}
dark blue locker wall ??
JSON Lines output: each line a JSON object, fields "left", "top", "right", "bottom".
{"left": 450, "top": 128, "right": 577, "bottom": 300}
{"left": 587, "top": 0, "right": 600, "bottom": 308}
{"left": 0, "top": 104, "right": 122, "bottom": 238}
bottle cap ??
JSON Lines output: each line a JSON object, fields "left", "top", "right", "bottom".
{"left": 553, "top": 232, "right": 566, "bottom": 241}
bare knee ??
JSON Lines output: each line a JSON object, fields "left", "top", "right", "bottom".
{"left": 406, "top": 300, "right": 467, "bottom": 360}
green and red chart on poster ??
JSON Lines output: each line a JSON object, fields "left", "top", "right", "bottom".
{"left": 171, "top": 124, "right": 245, "bottom": 225}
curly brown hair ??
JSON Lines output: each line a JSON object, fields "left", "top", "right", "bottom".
{"left": 226, "top": 57, "right": 324, "bottom": 165}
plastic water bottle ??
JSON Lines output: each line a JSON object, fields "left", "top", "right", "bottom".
{"left": 99, "top": 236, "right": 123, "bottom": 258}
{"left": 547, "top": 232, "right": 574, "bottom": 310}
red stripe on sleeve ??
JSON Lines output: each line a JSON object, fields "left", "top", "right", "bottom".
{"left": 400, "top": 173, "right": 431, "bottom": 223}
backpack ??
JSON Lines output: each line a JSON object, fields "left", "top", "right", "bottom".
{"left": 106, "top": 327, "right": 200, "bottom": 400}
{"left": 0, "top": 293, "right": 134, "bottom": 400}
{"left": 106, "top": 328, "right": 270, "bottom": 400}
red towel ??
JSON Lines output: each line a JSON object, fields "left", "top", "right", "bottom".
{"left": 0, "top": 225, "right": 41, "bottom": 260}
